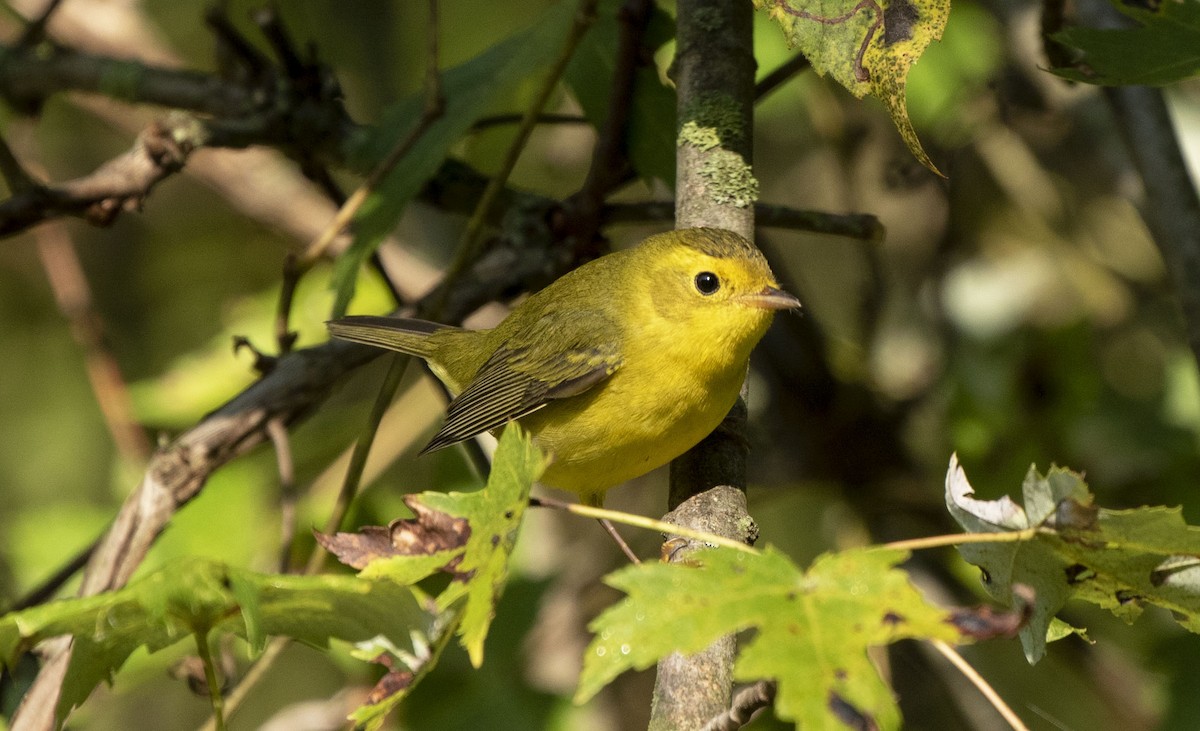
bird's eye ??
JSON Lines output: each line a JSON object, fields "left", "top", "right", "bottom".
{"left": 694, "top": 271, "right": 720, "bottom": 295}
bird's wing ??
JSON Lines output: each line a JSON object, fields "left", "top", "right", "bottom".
{"left": 420, "top": 309, "right": 622, "bottom": 454}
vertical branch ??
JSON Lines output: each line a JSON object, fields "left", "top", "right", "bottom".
{"left": 8, "top": 125, "right": 153, "bottom": 464}
{"left": 36, "top": 223, "right": 153, "bottom": 463}
{"left": 1110, "top": 86, "right": 1200, "bottom": 366}
{"left": 266, "top": 417, "right": 297, "bottom": 573}
{"left": 671, "top": 0, "right": 756, "bottom": 236}
{"left": 1073, "top": 0, "right": 1200, "bottom": 370}
{"left": 654, "top": 0, "right": 758, "bottom": 728}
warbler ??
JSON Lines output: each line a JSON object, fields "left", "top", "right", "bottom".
{"left": 328, "top": 227, "right": 799, "bottom": 506}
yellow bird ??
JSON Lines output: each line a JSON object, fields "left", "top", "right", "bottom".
{"left": 328, "top": 227, "right": 799, "bottom": 506}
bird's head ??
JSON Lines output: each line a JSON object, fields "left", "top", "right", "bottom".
{"left": 636, "top": 228, "right": 800, "bottom": 351}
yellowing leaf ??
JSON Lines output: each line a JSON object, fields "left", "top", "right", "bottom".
{"left": 757, "top": 0, "right": 950, "bottom": 175}
{"left": 576, "top": 546, "right": 957, "bottom": 729}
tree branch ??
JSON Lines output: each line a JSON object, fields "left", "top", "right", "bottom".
{"left": 0, "top": 40, "right": 266, "bottom": 116}
{"left": 0, "top": 115, "right": 201, "bottom": 236}
{"left": 9, "top": 197, "right": 585, "bottom": 727}
{"left": 1072, "top": 0, "right": 1200, "bottom": 368}
{"left": 0, "top": 10, "right": 358, "bottom": 238}
{"left": 653, "top": 0, "right": 758, "bottom": 725}
{"left": 755, "top": 54, "right": 810, "bottom": 101}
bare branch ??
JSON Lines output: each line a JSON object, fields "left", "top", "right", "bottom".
{"left": 35, "top": 221, "right": 152, "bottom": 461}
{"left": 266, "top": 417, "right": 298, "bottom": 574}
{"left": 1078, "top": 0, "right": 1200, "bottom": 368}
{"left": 472, "top": 112, "right": 588, "bottom": 131}
{"left": 571, "top": 0, "right": 653, "bottom": 226}
{"left": 656, "top": 0, "right": 758, "bottom": 724}
{"left": 755, "top": 55, "right": 810, "bottom": 101}
{"left": 0, "top": 115, "right": 201, "bottom": 236}
{"left": 0, "top": 41, "right": 260, "bottom": 116}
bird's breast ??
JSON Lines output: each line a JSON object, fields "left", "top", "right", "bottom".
{"left": 520, "top": 334, "right": 750, "bottom": 496}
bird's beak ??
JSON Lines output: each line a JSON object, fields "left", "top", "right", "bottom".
{"left": 739, "top": 286, "right": 801, "bottom": 311}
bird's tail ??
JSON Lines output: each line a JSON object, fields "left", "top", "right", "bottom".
{"left": 327, "top": 315, "right": 456, "bottom": 358}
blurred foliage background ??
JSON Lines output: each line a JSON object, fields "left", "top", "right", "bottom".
{"left": 2, "top": 0, "right": 1200, "bottom": 728}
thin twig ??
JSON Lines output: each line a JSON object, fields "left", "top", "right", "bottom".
{"left": 530, "top": 496, "right": 759, "bottom": 554}
{"left": 196, "top": 638, "right": 289, "bottom": 731}
{"left": 754, "top": 55, "right": 811, "bottom": 101}
{"left": 307, "top": 355, "right": 412, "bottom": 574}
{"left": 598, "top": 518, "right": 642, "bottom": 564}
{"left": 1107, "top": 99, "right": 1200, "bottom": 364}
{"left": 265, "top": 418, "right": 298, "bottom": 574}
{"left": 882, "top": 529, "right": 1040, "bottom": 553}
{"left": 929, "top": 640, "right": 1030, "bottom": 731}
{"left": 1040, "top": 0, "right": 1073, "bottom": 70}
{"left": 274, "top": 254, "right": 301, "bottom": 356}
{"left": 573, "top": 0, "right": 650, "bottom": 216}
{"left": 9, "top": 535, "right": 98, "bottom": 610}
{"left": 35, "top": 221, "right": 153, "bottom": 462}
{"left": 14, "top": 115, "right": 154, "bottom": 464}
{"left": 296, "top": 164, "right": 407, "bottom": 316}
{"left": 253, "top": 8, "right": 307, "bottom": 80}
{"left": 205, "top": 6, "right": 270, "bottom": 79}
{"left": 472, "top": 112, "right": 588, "bottom": 131}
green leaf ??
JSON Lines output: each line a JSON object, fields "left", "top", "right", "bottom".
{"left": 758, "top": 0, "right": 950, "bottom": 175}
{"left": 422, "top": 426, "right": 545, "bottom": 665}
{"left": 330, "top": 2, "right": 579, "bottom": 316}
{"left": 0, "top": 560, "right": 432, "bottom": 723}
{"left": 947, "top": 455, "right": 1200, "bottom": 663}
{"left": 564, "top": 0, "right": 677, "bottom": 184}
{"left": 577, "top": 546, "right": 957, "bottom": 729}
{"left": 343, "top": 425, "right": 545, "bottom": 728}
{"left": 1053, "top": 1, "right": 1200, "bottom": 86}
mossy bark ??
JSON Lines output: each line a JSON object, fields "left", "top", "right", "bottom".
{"left": 652, "top": 0, "right": 759, "bottom": 728}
